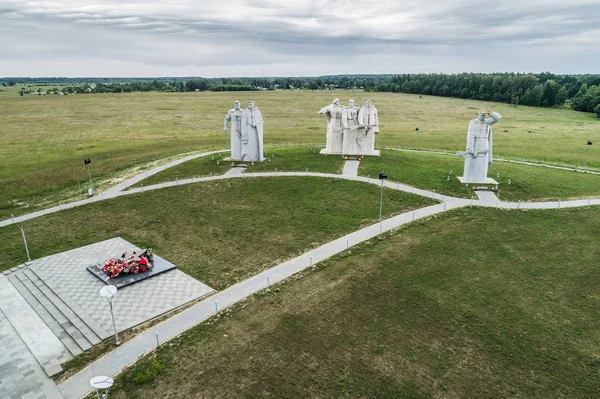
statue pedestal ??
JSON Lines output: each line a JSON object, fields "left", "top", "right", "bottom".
{"left": 319, "top": 149, "right": 380, "bottom": 157}
{"left": 457, "top": 176, "right": 498, "bottom": 185}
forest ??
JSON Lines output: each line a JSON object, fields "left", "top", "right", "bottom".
{"left": 3, "top": 73, "right": 599, "bottom": 116}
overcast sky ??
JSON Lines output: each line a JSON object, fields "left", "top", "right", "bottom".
{"left": 0, "top": 0, "right": 598, "bottom": 77}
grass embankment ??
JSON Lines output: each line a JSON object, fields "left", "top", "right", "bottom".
{"left": 133, "top": 146, "right": 345, "bottom": 187}
{"left": 0, "top": 177, "right": 434, "bottom": 283}
{"left": 2, "top": 89, "right": 598, "bottom": 218}
{"left": 360, "top": 150, "right": 600, "bottom": 201}
{"left": 109, "top": 206, "right": 600, "bottom": 398}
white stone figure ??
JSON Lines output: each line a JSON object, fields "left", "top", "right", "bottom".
{"left": 358, "top": 99, "right": 379, "bottom": 155}
{"left": 241, "top": 101, "right": 264, "bottom": 162}
{"left": 459, "top": 110, "right": 502, "bottom": 183}
{"left": 341, "top": 99, "right": 362, "bottom": 155}
{"left": 223, "top": 100, "right": 243, "bottom": 160}
{"left": 319, "top": 98, "right": 344, "bottom": 154}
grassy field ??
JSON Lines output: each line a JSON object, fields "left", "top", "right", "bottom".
{"left": 359, "top": 150, "right": 600, "bottom": 201}
{"left": 140, "top": 147, "right": 600, "bottom": 201}
{"left": 132, "top": 146, "right": 346, "bottom": 187}
{"left": 2, "top": 88, "right": 599, "bottom": 219}
{"left": 0, "top": 177, "right": 434, "bottom": 284}
{"left": 107, "top": 206, "right": 600, "bottom": 398}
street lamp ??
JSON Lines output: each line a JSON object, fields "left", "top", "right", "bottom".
{"left": 415, "top": 128, "right": 419, "bottom": 149}
{"left": 378, "top": 171, "right": 388, "bottom": 222}
{"left": 90, "top": 375, "right": 113, "bottom": 399}
{"left": 585, "top": 141, "right": 593, "bottom": 172}
{"left": 99, "top": 285, "right": 120, "bottom": 346}
{"left": 17, "top": 223, "right": 31, "bottom": 262}
{"left": 84, "top": 158, "right": 94, "bottom": 196}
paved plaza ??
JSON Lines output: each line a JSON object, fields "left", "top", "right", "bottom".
{"left": 0, "top": 237, "right": 214, "bottom": 398}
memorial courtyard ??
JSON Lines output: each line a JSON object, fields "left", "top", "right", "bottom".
{"left": 0, "top": 89, "right": 599, "bottom": 398}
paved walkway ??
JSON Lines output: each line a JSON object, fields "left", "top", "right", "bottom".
{"left": 2, "top": 150, "right": 600, "bottom": 398}
{"left": 57, "top": 199, "right": 468, "bottom": 399}
{"left": 0, "top": 277, "right": 64, "bottom": 399}
{"left": 342, "top": 160, "right": 360, "bottom": 177}
{"left": 388, "top": 147, "right": 600, "bottom": 176}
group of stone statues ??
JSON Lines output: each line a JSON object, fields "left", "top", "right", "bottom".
{"left": 318, "top": 98, "right": 380, "bottom": 156}
{"left": 222, "top": 100, "right": 264, "bottom": 162}
{"left": 221, "top": 98, "right": 502, "bottom": 184}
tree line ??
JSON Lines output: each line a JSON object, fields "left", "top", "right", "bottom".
{"left": 372, "top": 73, "right": 600, "bottom": 116}
{"left": 4, "top": 73, "right": 599, "bottom": 116}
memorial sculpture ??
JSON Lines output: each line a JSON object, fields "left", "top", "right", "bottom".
{"left": 358, "top": 99, "right": 379, "bottom": 155}
{"left": 458, "top": 110, "right": 502, "bottom": 184}
{"left": 222, "top": 100, "right": 243, "bottom": 160}
{"left": 222, "top": 100, "right": 264, "bottom": 162}
{"left": 319, "top": 98, "right": 344, "bottom": 154}
{"left": 101, "top": 249, "right": 154, "bottom": 279}
{"left": 341, "top": 99, "right": 361, "bottom": 155}
{"left": 241, "top": 101, "right": 264, "bottom": 162}
{"left": 319, "top": 98, "right": 380, "bottom": 156}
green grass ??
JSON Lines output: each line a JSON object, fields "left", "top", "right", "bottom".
{"left": 247, "top": 146, "right": 345, "bottom": 174}
{"left": 0, "top": 177, "right": 434, "bottom": 283}
{"left": 128, "top": 151, "right": 231, "bottom": 188}
{"left": 109, "top": 206, "right": 600, "bottom": 399}
{"left": 2, "top": 89, "right": 599, "bottom": 219}
{"left": 134, "top": 146, "right": 345, "bottom": 187}
{"left": 359, "top": 149, "right": 600, "bottom": 201}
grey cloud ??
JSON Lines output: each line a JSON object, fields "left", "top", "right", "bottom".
{"left": 0, "top": 0, "right": 598, "bottom": 76}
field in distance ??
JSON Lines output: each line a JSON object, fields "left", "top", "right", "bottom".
{"left": 1, "top": 88, "right": 598, "bottom": 218}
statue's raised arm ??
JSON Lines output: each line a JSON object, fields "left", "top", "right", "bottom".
{"left": 484, "top": 111, "right": 502, "bottom": 126}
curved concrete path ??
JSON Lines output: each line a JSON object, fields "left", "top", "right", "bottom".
{"left": 1, "top": 149, "right": 599, "bottom": 398}
{"left": 3, "top": 147, "right": 600, "bottom": 229}
{"left": 388, "top": 147, "right": 600, "bottom": 176}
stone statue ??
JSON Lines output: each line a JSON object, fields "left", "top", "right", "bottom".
{"left": 341, "top": 99, "right": 362, "bottom": 155}
{"left": 319, "top": 98, "right": 344, "bottom": 154}
{"left": 358, "top": 99, "right": 379, "bottom": 154}
{"left": 223, "top": 100, "right": 243, "bottom": 160}
{"left": 241, "top": 101, "right": 264, "bottom": 162}
{"left": 459, "top": 110, "right": 502, "bottom": 183}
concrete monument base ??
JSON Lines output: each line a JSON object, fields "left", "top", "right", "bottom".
{"left": 320, "top": 149, "right": 380, "bottom": 157}
{"left": 457, "top": 176, "right": 498, "bottom": 185}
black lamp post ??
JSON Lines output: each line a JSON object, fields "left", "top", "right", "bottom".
{"left": 84, "top": 158, "right": 94, "bottom": 196}
{"left": 585, "top": 141, "right": 593, "bottom": 171}
{"left": 379, "top": 172, "right": 388, "bottom": 222}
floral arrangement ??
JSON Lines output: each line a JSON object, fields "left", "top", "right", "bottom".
{"left": 102, "top": 249, "right": 154, "bottom": 278}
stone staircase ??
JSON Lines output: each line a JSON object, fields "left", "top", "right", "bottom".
{"left": 5, "top": 266, "right": 110, "bottom": 375}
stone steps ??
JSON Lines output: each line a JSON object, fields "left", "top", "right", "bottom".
{"left": 24, "top": 268, "right": 102, "bottom": 346}
{"left": 29, "top": 267, "right": 112, "bottom": 341}
{"left": 6, "top": 267, "right": 104, "bottom": 365}
{"left": 7, "top": 273, "right": 84, "bottom": 358}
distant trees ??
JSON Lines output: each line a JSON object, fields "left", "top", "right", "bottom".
{"left": 369, "top": 72, "right": 600, "bottom": 111}
{"left": 5, "top": 73, "right": 600, "bottom": 114}
{"left": 185, "top": 79, "right": 209, "bottom": 92}
{"left": 571, "top": 84, "right": 600, "bottom": 114}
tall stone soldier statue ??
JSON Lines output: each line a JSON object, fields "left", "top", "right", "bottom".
{"left": 222, "top": 100, "right": 243, "bottom": 160}
{"left": 241, "top": 101, "right": 264, "bottom": 162}
{"left": 459, "top": 110, "right": 502, "bottom": 184}
{"left": 319, "top": 98, "right": 344, "bottom": 154}
{"left": 341, "top": 99, "right": 361, "bottom": 155}
{"left": 358, "top": 99, "right": 379, "bottom": 155}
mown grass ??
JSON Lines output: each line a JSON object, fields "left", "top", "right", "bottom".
{"left": 359, "top": 149, "right": 600, "bottom": 201}
{"left": 135, "top": 146, "right": 345, "bottom": 187}
{"left": 0, "top": 177, "right": 434, "bottom": 283}
{"left": 128, "top": 151, "right": 231, "bottom": 188}
{"left": 2, "top": 89, "right": 599, "bottom": 218}
{"left": 108, "top": 206, "right": 600, "bottom": 399}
